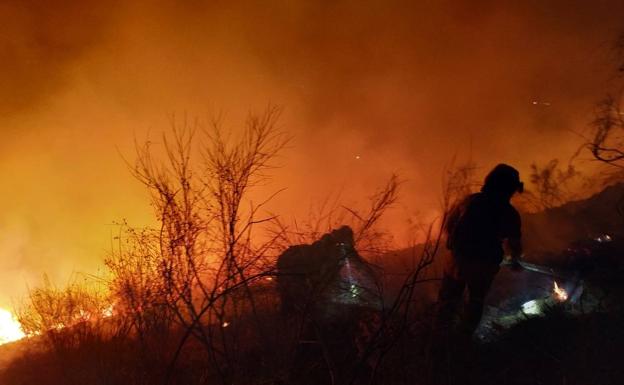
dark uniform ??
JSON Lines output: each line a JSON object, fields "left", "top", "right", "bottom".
{"left": 437, "top": 164, "right": 523, "bottom": 334}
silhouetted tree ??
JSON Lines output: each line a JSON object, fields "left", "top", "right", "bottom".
{"left": 109, "top": 106, "right": 289, "bottom": 384}
{"left": 588, "top": 32, "right": 624, "bottom": 168}
{"left": 527, "top": 159, "right": 580, "bottom": 210}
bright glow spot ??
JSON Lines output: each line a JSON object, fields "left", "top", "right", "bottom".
{"left": 222, "top": 321, "right": 230, "bottom": 328}
{"left": 355, "top": 155, "right": 361, "bottom": 160}
{"left": 52, "top": 323, "right": 66, "bottom": 331}
{"left": 553, "top": 281, "right": 568, "bottom": 302}
{"left": 78, "top": 309, "right": 91, "bottom": 322}
{"left": 102, "top": 304, "right": 114, "bottom": 318}
{"left": 532, "top": 101, "right": 538, "bottom": 105}
{"left": 595, "top": 234, "right": 612, "bottom": 243}
{"left": 0, "top": 309, "right": 26, "bottom": 345}
{"left": 349, "top": 284, "right": 359, "bottom": 298}
{"left": 521, "top": 300, "right": 541, "bottom": 315}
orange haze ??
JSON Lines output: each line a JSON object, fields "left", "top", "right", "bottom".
{"left": 1, "top": 0, "right": 623, "bottom": 306}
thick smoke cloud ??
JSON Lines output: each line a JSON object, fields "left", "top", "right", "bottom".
{"left": 0, "top": 1, "right": 118, "bottom": 115}
{"left": 0, "top": 0, "right": 623, "bottom": 305}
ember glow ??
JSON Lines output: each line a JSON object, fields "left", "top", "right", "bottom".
{"left": 0, "top": 308, "right": 25, "bottom": 345}
{"left": 553, "top": 281, "right": 569, "bottom": 302}
{"left": 102, "top": 304, "right": 114, "bottom": 318}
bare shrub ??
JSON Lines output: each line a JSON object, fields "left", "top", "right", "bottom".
{"left": 584, "top": 34, "right": 624, "bottom": 218}
{"left": 340, "top": 162, "right": 474, "bottom": 384}
{"left": 588, "top": 95, "right": 624, "bottom": 167}
{"left": 587, "top": 33, "right": 624, "bottom": 169}
{"left": 15, "top": 274, "right": 112, "bottom": 353}
{"left": 10, "top": 107, "right": 288, "bottom": 385}
{"left": 272, "top": 174, "right": 401, "bottom": 259}
{"left": 117, "top": 106, "right": 289, "bottom": 383}
{"left": 105, "top": 222, "right": 173, "bottom": 349}
{"left": 521, "top": 159, "right": 581, "bottom": 211}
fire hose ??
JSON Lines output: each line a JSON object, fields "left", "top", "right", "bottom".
{"left": 501, "top": 258, "right": 583, "bottom": 303}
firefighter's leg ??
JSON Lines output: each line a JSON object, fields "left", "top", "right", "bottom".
{"left": 463, "top": 262, "right": 499, "bottom": 334}
{"left": 435, "top": 252, "right": 465, "bottom": 330}
{"left": 433, "top": 266, "right": 466, "bottom": 385}
{"left": 436, "top": 273, "right": 465, "bottom": 330}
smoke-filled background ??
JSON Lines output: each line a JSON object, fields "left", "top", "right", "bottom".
{"left": 1, "top": 0, "right": 623, "bottom": 307}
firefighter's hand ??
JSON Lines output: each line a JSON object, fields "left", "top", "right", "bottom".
{"left": 509, "top": 259, "right": 524, "bottom": 272}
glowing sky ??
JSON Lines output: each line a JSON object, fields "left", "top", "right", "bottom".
{"left": 1, "top": 0, "right": 623, "bottom": 306}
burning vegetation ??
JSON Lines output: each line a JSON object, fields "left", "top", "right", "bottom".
{"left": 553, "top": 281, "right": 568, "bottom": 302}
{"left": 0, "top": 309, "right": 24, "bottom": 345}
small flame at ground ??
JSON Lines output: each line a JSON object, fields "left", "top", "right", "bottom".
{"left": 102, "top": 304, "right": 114, "bottom": 318}
{"left": 553, "top": 281, "right": 568, "bottom": 302}
{"left": 0, "top": 308, "right": 25, "bottom": 345}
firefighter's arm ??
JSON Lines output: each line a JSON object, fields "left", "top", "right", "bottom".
{"left": 506, "top": 237, "right": 523, "bottom": 271}
{"left": 508, "top": 237, "right": 523, "bottom": 260}
{"left": 506, "top": 208, "right": 523, "bottom": 269}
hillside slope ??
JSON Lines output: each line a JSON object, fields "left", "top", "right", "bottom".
{"left": 522, "top": 183, "right": 624, "bottom": 257}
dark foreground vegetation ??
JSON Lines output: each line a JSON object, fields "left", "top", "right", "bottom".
{"left": 2, "top": 277, "right": 624, "bottom": 385}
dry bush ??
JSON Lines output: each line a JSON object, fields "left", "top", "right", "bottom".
{"left": 583, "top": 33, "right": 624, "bottom": 218}
{"left": 328, "top": 161, "right": 475, "bottom": 384}
{"left": 271, "top": 174, "right": 401, "bottom": 260}
{"left": 115, "top": 106, "right": 289, "bottom": 384}
{"left": 442, "top": 160, "right": 479, "bottom": 205}
{"left": 586, "top": 32, "right": 624, "bottom": 169}
{"left": 9, "top": 107, "right": 290, "bottom": 385}
{"left": 519, "top": 159, "right": 582, "bottom": 211}
{"left": 15, "top": 274, "right": 113, "bottom": 353}
{"left": 588, "top": 95, "right": 624, "bottom": 167}
{"left": 105, "top": 222, "right": 174, "bottom": 348}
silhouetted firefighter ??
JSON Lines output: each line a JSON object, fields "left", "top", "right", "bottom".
{"left": 277, "top": 226, "right": 381, "bottom": 317}
{"left": 277, "top": 226, "right": 381, "bottom": 384}
{"left": 437, "top": 163, "right": 524, "bottom": 335}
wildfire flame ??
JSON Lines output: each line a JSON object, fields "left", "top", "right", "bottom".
{"left": 553, "top": 281, "right": 568, "bottom": 302}
{"left": 0, "top": 308, "right": 25, "bottom": 345}
{"left": 0, "top": 303, "right": 116, "bottom": 346}
{"left": 102, "top": 304, "right": 114, "bottom": 318}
